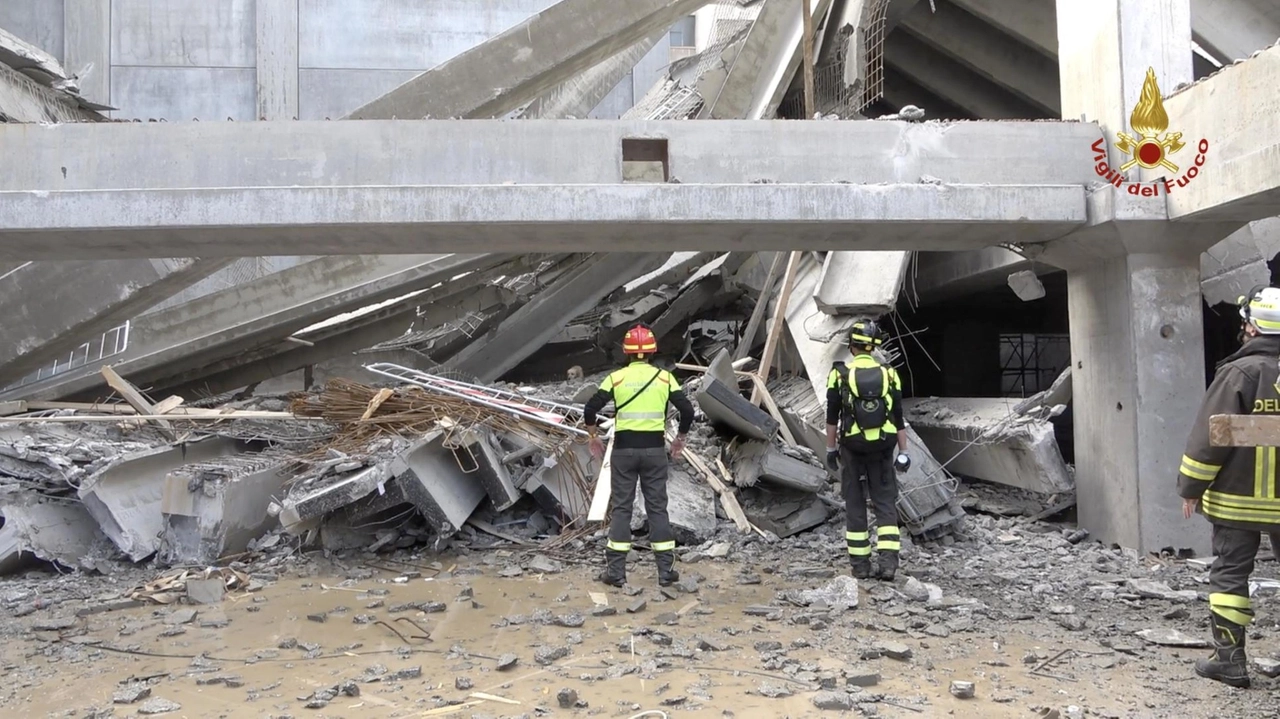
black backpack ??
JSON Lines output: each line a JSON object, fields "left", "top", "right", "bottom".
{"left": 834, "top": 361, "right": 890, "bottom": 446}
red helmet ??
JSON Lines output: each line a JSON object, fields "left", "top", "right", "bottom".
{"left": 622, "top": 325, "right": 657, "bottom": 355}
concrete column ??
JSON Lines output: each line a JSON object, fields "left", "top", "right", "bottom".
{"left": 1057, "top": 0, "right": 1210, "bottom": 554}
{"left": 255, "top": 0, "right": 299, "bottom": 120}
{"left": 63, "top": 0, "right": 110, "bottom": 107}
{"left": 1067, "top": 253, "right": 1208, "bottom": 553}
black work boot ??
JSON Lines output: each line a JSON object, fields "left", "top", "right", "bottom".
{"left": 600, "top": 549, "right": 627, "bottom": 588}
{"left": 655, "top": 551, "right": 680, "bottom": 587}
{"left": 1195, "top": 618, "right": 1251, "bottom": 688}
{"left": 849, "top": 556, "right": 873, "bottom": 580}
{"left": 876, "top": 552, "right": 898, "bottom": 581}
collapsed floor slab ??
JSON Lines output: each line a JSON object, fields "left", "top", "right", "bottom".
{"left": 160, "top": 452, "right": 292, "bottom": 566}
{"left": 814, "top": 251, "right": 909, "bottom": 316}
{"left": 0, "top": 493, "right": 104, "bottom": 573}
{"left": 905, "top": 397, "right": 1074, "bottom": 494}
{"left": 77, "top": 437, "right": 244, "bottom": 561}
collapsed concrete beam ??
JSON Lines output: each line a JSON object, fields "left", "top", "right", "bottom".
{"left": 278, "top": 462, "right": 395, "bottom": 531}
{"left": 695, "top": 374, "right": 780, "bottom": 442}
{"left": 392, "top": 432, "right": 488, "bottom": 535}
{"left": 727, "top": 439, "right": 827, "bottom": 493}
{"left": 905, "top": 397, "right": 1074, "bottom": 494}
{"left": 813, "top": 251, "right": 908, "bottom": 316}
{"left": 0, "top": 28, "right": 104, "bottom": 122}
{"left": 0, "top": 494, "right": 104, "bottom": 573}
{"left": 5, "top": 253, "right": 510, "bottom": 402}
{"left": 1200, "top": 218, "right": 1280, "bottom": 306}
{"left": 712, "top": 0, "right": 836, "bottom": 119}
{"left": 521, "top": 29, "right": 667, "bottom": 119}
{"left": 159, "top": 452, "right": 292, "bottom": 565}
{"left": 780, "top": 252, "right": 858, "bottom": 401}
{"left": 463, "top": 430, "right": 523, "bottom": 512}
{"left": 448, "top": 253, "right": 666, "bottom": 382}
{"left": 348, "top": 0, "right": 714, "bottom": 120}
{"left": 524, "top": 443, "right": 592, "bottom": 525}
{"left": 77, "top": 437, "right": 243, "bottom": 562}
{"left": 631, "top": 464, "right": 717, "bottom": 544}
{"left": 0, "top": 258, "right": 229, "bottom": 384}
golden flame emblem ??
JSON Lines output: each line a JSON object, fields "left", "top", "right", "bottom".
{"left": 1115, "top": 68, "right": 1186, "bottom": 173}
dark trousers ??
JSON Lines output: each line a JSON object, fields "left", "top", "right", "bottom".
{"left": 839, "top": 446, "right": 900, "bottom": 557}
{"left": 1207, "top": 524, "right": 1280, "bottom": 627}
{"left": 607, "top": 447, "right": 674, "bottom": 551}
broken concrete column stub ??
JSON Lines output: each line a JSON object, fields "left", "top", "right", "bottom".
{"left": 391, "top": 432, "right": 487, "bottom": 536}
{"left": 728, "top": 440, "right": 826, "bottom": 493}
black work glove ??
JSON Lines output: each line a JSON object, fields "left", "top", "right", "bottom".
{"left": 826, "top": 449, "right": 840, "bottom": 471}
{"left": 894, "top": 452, "right": 911, "bottom": 473}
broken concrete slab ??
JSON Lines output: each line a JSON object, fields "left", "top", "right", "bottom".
{"left": 630, "top": 464, "right": 717, "bottom": 544}
{"left": 0, "top": 492, "right": 105, "bottom": 573}
{"left": 525, "top": 443, "right": 592, "bottom": 525}
{"left": 462, "top": 430, "right": 523, "bottom": 512}
{"left": 695, "top": 374, "right": 780, "bottom": 442}
{"left": 521, "top": 29, "right": 667, "bottom": 120}
{"left": 905, "top": 397, "right": 1073, "bottom": 494}
{"left": 741, "top": 488, "right": 830, "bottom": 538}
{"left": 728, "top": 440, "right": 827, "bottom": 493}
{"left": 349, "top": 0, "right": 715, "bottom": 120}
{"left": 159, "top": 452, "right": 293, "bottom": 566}
{"left": 392, "top": 432, "right": 487, "bottom": 535}
{"left": 78, "top": 437, "right": 244, "bottom": 562}
{"left": 814, "top": 251, "right": 909, "bottom": 316}
{"left": 277, "top": 462, "right": 396, "bottom": 531}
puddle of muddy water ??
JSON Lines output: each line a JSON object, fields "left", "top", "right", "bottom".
{"left": 0, "top": 555, "right": 1226, "bottom": 718}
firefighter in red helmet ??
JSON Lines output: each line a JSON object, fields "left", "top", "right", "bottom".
{"left": 583, "top": 325, "right": 695, "bottom": 587}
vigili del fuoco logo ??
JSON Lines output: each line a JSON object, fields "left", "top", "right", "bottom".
{"left": 1090, "top": 67, "right": 1209, "bottom": 197}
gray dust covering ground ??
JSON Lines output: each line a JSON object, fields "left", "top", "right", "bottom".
{"left": 3, "top": 496, "right": 1280, "bottom": 719}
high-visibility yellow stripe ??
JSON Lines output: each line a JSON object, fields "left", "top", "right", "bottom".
{"left": 651, "top": 540, "right": 676, "bottom": 552}
{"left": 1182, "top": 456, "right": 1221, "bottom": 473}
{"left": 877, "top": 540, "right": 901, "bottom": 551}
{"left": 1201, "top": 497, "right": 1280, "bottom": 523}
{"left": 845, "top": 531, "right": 870, "bottom": 541}
{"left": 1256, "top": 447, "right": 1266, "bottom": 499}
{"left": 1255, "top": 316, "right": 1280, "bottom": 331}
{"left": 1269, "top": 447, "right": 1278, "bottom": 499}
{"left": 1180, "top": 455, "right": 1219, "bottom": 481}
{"left": 1203, "top": 490, "right": 1280, "bottom": 510}
{"left": 848, "top": 546, "right": 872, "bottom": 556}
{"left": 1212, "top": 606, "right": 1255, "bottom": 626}
{"left": 878, "top": 526, "right": 900, "bottom": 537}
{"left": 607, "top": 540, "right": 632, "bottom": 552}
{"left": 1210, "top": 592, "right": 1252, "bottom": 610}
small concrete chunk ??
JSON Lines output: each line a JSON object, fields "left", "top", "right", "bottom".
{"left": 306, "top": 612, "right": 327, "bottom": 623}
{"left": 877, "top": 641, "right": 913, "bottom": 660}
{"left": 949, "top": 680, "right": 975, "bottom": 699}
{"left": 1255, "top": 658, "right": 1280, "bottom": 678}
{"left": 185, "top": 578, "right": 225, "bottom": 605}
{"left": 845, "top": 669, "right": 880, "bottom": 687}
{"left": 534, "top": 645, "right": 570, "bottom": 665}
{"left": 626, "top": 599, "right": 647, "bottom": 614}
{"left": 527, "top": 555, "right": 563, "bottom": 574}
{"left": 455, "top": 676, "right": 474, "bottom": 690}
{"left": 557, "top": 687, "right": 578, "bottom": 708}
{"left": 137, "top": 697, "right": 182, "bottom": 715}
{"left": 164, "top": 609, "right": 197, "bottom": 626}
{"left": 497, "top": 653, "right": 519, "bottom": 671}
{"left": 812, "top": 691, "right": 853, "bottom": 711}
{"left": 112, "top": 684, "right": 151, "bottom": 704}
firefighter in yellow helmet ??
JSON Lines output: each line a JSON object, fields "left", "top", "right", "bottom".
{"left": 825, "top": 319, "right": 910, "bottom": 580}
{"left": 583, "top": 325, "right": 696, "bottom": 588}
{"left": 1179, "top": 285, "right": 1280, "bottom": 688}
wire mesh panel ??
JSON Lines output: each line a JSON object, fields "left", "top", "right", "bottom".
{"left": 777, "top": 0, "right": 890, "bottom": 118}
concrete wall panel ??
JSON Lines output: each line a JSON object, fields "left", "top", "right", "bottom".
{"left": 112, "top": 66, "right": 256, "bottom": 120}
{"left": 298, "top": 68, "right": 421, "bottom": 119}
{"left": 298, "top": 0, "right": 557, "bottom": 70}
{"left": 111, "top": 0, "right": 255, "bottom": 68}
{"left": 588, "top": 74, "right": 635, "bottom": 119}
{"left": 0, "top": 0, "right": 65, "bottom": 59}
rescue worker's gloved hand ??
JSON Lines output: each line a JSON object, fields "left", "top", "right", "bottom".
{"left": 826, "top": 448, "right": 840, "bottom": 471}
{"left": 894, "top": 452, "right": 911, "bottom": 473}
{"left": 588, "top": 435, "right": 605, "bottom": 460}
{"left": 669, "top": 434, "right": 687, "bottom": 459}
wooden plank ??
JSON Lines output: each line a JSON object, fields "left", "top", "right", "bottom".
{"left": 0, "top": 400, "right": 27, "bottom": 417}
{"left": 26, "top": 401, "right": 137, "bottom": 414}
{"left": 0, "top": 411, "right": 319, "bottom": 423}
{"left": 100, "top": 366, "right": 174, "bottom": 440}
{"left": 734, "top": 253, "right": 784, "bottom": 361}
{"left": 1209, "top": 414, "right": 1280, "bottom": 447}
{"left": 152, "top": 396, "right": 185, "bottom": 415}
{"left": 360, "top": 387, "right": 395, "bottom": 420}
{"left": 750, "top": 251, "right": 801, "bottom": 405}
{"left": 742, "top": 373, "right": 798, "bottom": 445}
{"left": 587, "top": 434, "right": 615, "bottom": 523}
{"left": 664, "top": 428, "right": 751, "bottom": 533}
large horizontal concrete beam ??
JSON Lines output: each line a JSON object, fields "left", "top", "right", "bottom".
{"left": 0, "top": 120, "right": 1105, "bottom": 190}
{"left": 1190, "top": 0, "right": 1280, "bottom": 62}
{"left": 0, "top": 183, "right": 1089, "bottom": 259}
{"left": 347, "top": 0, "right": 713, "bottom": 120}
{"left": 1164, "top": 43, "right": 1280, "bottom": 222}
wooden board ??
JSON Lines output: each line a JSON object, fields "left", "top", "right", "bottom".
{"left": 101, "top": 366, "right": 174, "bottom": 440}
{"left": 1209, "top": 414, "right": 1280, "bottom": 447}
{"left": 587, "top": 434, "right": 615, "bottom": 523}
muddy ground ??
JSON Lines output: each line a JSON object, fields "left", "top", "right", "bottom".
{"left": 3, "top": 511, "right": 1280, "bottom": 719}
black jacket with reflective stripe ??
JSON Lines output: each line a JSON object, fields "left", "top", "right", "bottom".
{"left": 1178, "top": 335, "right": 1280, "bottom": 531}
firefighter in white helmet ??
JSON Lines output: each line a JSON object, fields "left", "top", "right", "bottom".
{"left": 1178, "top": 285, "right": 1280, "bottom": 687}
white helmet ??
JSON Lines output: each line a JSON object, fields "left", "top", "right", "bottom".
{"left": 1239, "top": 286, "right": 1280, "bottom": 335}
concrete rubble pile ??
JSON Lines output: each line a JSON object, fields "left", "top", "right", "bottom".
{"left": 0, "top": 249, "right": 975, "bottom": 577}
